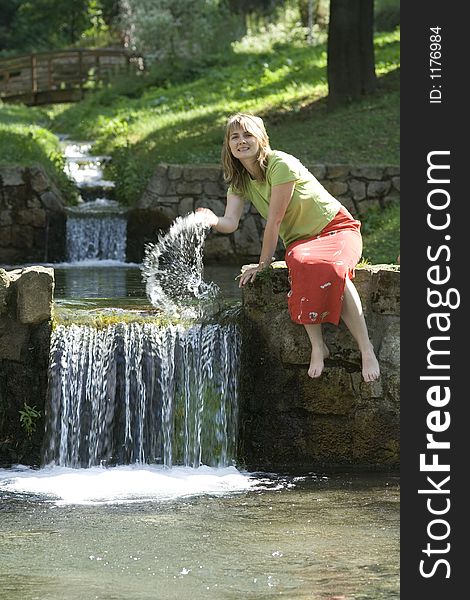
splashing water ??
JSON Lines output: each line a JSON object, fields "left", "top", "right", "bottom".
{"left": 142, "top": 213, "right": 219, "bottom": 316}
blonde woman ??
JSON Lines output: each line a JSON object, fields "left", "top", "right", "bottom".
{"left": 197, "top": 113, "right": 380, "bottom": 382}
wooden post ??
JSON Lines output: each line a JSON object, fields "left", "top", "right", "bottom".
{"left": 78, "top": 50, "right": 83, "bottom": 95}
{"left": 95, "top": 52, "right": 100, "bottom": 83}
{"left": 48, "top": 56, "right": 53, "bottom": 91}
{"left": 31, "top": 54, "right": 38, "bottom": 95}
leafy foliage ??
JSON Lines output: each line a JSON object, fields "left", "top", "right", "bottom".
{"left": 19, "top": 404, "right": 42, "bottom": 438}
{"left": 120, "top": 0, "right": 241, "bottom": 66}
{"left": 0, "top": 0, "right": 118, "bottom": 54}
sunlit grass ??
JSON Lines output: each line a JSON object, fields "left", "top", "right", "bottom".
{"left": 1, "top": 28, "right": 399, "bottom": 253}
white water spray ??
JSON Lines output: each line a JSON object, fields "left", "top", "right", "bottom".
{"left": 142, "top": 213, "right": 219, "bottom": 316}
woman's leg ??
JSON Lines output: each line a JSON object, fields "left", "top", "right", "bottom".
{"left": 341, "top": 277, "right": 380, "bottom": 382}
{"left": 304, "top": 324, "right": 330, "bottom": 378}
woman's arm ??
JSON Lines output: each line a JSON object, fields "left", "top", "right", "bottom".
{"left": 239, "top": 181, "right": 295, "bottom": 286}
{"left": 196, "top": 194, "right": 245, "bottom": 233}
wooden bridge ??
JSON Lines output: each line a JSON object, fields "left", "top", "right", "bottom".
{"left": 0, "top": 48, "right": 142, "bottom": 105}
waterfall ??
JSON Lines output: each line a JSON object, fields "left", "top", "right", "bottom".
{"left": 43, "top": 321, "right": 241, "bottom": 469}
{"left": 66, "top": 206, "right": 127, "bottom": 262}
{"left": 63, "top": 141, "right": 127, "bottom": 263}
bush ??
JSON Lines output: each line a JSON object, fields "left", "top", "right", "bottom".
{"left": 120, "top": 0, "right": 241, "bottom": 70}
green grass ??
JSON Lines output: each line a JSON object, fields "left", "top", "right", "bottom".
{"left": 360, "top": 202, "right": 400, "bottom": 264}
{"left": 44, "top": 28, "right": 399, "bottom": 204}
{"left": 0, "top": 27, "right": 399, "bottom": 264}
{"left": 0, "top": 103, "right": 77, "bottom": 201}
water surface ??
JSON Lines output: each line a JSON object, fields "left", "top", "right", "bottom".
{"left": 0, "top": 471, "right": 399, "bottom": 600}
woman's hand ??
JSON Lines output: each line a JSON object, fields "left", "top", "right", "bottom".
{"left": 238, "top": 263, "right": 268, "bottom": 287}
{"left": 195, "top": 207, "right": 219, "bottom": 228}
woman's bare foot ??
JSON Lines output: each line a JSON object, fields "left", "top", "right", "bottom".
{"left": 308, "top": 343, "right": 330, "bottom": 378}
{"left": 362, "top": 344, "right": 380, "bottom": 382}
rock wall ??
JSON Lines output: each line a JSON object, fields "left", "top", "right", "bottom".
{"left": 239, "top": 263, "right": 400, "bottom": 471}
{"left": 0, "top": 165, "right": 67, "bottom": 264}
{"left": 138, "top": 163, "right": 400, "bottom": 262}
{"left": 0, "top": 266, "right": 54, "bottom": 466}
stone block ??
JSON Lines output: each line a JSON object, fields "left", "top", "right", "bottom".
{"left": 378, "top": 321, "right": 400, "bottom": 367}
{"left": 351, "top": 166, "right": 385, "bottom": 180}
{"left": 155, "top": 205, "right": 178, "bottom": 221}
{"left": 337, "top": 195, "right": 356, "bottom": 214}
{"left": 307, "top": 415, "right": 354, "bottom": 463}
{"left": 323, "top": 181, "right": 349, "bottom": 197}
{"left": 353, "top": 407, "right": 399, "bottom": 465}
{"left": 145, "top": 172, "right": 169, "bottom": 198}
{"left": 203, "top": 181, "right": 224, "bottom": 196}
{"left": 0, "top": 226, "right": 12, "bottom": 246}
{"left": 385, "top": 167, "right": 400, "bottom": 177}
{"left": 195, "top": 198, "right": 225, "bottom": 214}
{"left": 26, "top": 196, "right": 43, "bottom": 209}
{"left": 168, "top": 165, "right": 184, "bottom": 180}
{"left": 0, "top": 269, "right": 10, "bottom": 315}
{"left": 176, "top": 181, "right": 202, "bottom": 195}
{"left": 204, "top": 235, "right": 234, "bottom": 258}
{"left": 326, "top": 165, "right": 350, "bottom": 179}
{"left": 177, "top": 197, "right": 195, "bottom": 216}
{"left": 367, "top": 180, "right": 391, "bottom": 197}
{"left": 309, "top": 165, "right": 326, "bottom": 179}
{"left": 391, "top": 176, "right": 400, "bottom": 192}
{"left": 2, "top": 185, "right": 28, "bottom": 207}
{"left": 351, "top": 371, "right": 384, "bottom": 400}
{"left": 16, "top": 209, "right": 47, "bottom": 228}
{"left": 0, "top": 167, "right": 25, "bottom": 187}
{"left": 0, "top": 313, "right": 29, "bottom": 361}
{"left": 11, "top": 225, "right": 35, "bottom": 249}
{"left": 158, "top": 195, "right": 180, "bottom": 205}
{"left": 233, "top": 215, "right": 261, "bottom": 256}
{"left": 371, "top": 268, "right": 400, "bottom": 315}
{"left": 349, "top": 179, "right": 366, "bottom": 201}
{"left": 184, "top": 166, "right": 221, "bottom": 182}
{"left": 298, "top": 367, "right": 357, "bottom": 415}
{"left": 40, "top": 190, "right": 64, "bottom": 212}
{"left": 15, "top": 266, "right": 54, "bottom": 325}
{"left": 382, "top": 371, "right": 400, "bottom": 407}
{"left": 356, "top": 198, "right": 381, "bottom": 215}
{"left": 29, "top": 166, "right": 50, "bottom": 193}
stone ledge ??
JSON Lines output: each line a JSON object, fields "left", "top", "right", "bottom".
{"left": 0, "top": 266, "right": 53, "bottom": 466}
{"left": 0, "top": 165, "right": 67, "bottom": 263}
{"left": 239, "top": 264, "right": 400, "bottom": 470}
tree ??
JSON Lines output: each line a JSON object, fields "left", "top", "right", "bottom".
{"left": 0, "top": 0, "right": 113, "bottom": 54}
{"left": 120, "top": 0, "right": 237, "bottom": 65}
{"left": 327, "top": 0, "right": 376, "bottom": 107}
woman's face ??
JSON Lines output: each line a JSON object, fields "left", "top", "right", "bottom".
{"left": 228, "top": 126, "right": 260, "bottom": 161}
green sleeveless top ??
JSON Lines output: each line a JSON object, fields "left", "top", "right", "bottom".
{"left": 228, "top": 150, "right": 341, "bottom": 247}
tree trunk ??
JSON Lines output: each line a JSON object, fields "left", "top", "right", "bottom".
{"left": 327, "top": 0, "right": 376, "bottom": 107}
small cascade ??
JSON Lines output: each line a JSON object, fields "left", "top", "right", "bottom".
{"left": 62, "top": 141, "right": 127, "bottom": 263}
{"left": 43, "top": 321, "right": 241, "bottom": 469}
{"left": 66, "top": 200, "right": 127, "bottom": 262}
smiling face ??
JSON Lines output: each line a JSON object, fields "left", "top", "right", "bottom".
{"left": 221, "top": 113, "right": 271, "bottom": 189}
{"left": 228, "top": 126, "right": 260, "bottom": 162}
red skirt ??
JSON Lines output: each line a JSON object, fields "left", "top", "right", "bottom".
{"left": 284, "top": 206, "right": 362, "bottom": 326}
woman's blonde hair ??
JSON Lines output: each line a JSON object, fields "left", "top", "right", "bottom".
{"left": 221, "top": 113, "right": 271, "bottom": 195}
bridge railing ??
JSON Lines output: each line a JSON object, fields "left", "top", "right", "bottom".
{"left": 0, "top": 48, "right": 143, "bottom": 104}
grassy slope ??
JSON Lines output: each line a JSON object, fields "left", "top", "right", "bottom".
{"left": 0, "top": 28, "right": 399, "bottom": 262}
{"left": 0, "top": 104, "right": 77, "bottom": 200}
